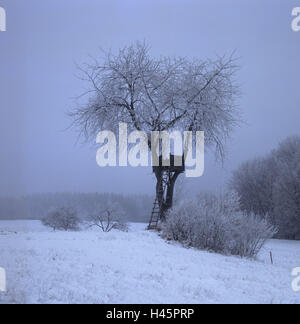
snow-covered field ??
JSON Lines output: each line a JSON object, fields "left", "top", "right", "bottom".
{"left": 0, "top": 220, "right": 299, "bottom": 304}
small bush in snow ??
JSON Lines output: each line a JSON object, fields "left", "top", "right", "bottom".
{"left": 162, "top": 192, "right": 277, "bottom": 258}
{"left": 42, "top": 207, "right": 80, "bottom": 231}
{"left": 88, "top": 207, "right": 128, "bottom": 232}
{"left": 113, "top": 221, "right": 130, "bottom": 232}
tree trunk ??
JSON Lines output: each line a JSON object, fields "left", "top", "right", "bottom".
{"left": 154, "top": 169, "right": 181, "bottom": 221}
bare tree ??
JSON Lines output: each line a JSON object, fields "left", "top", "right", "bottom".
{"left": 71, "top": 41, "right": 240, "bottom": 218}
{"left": 88, "top": 207, "right": 127, "bottom": 232}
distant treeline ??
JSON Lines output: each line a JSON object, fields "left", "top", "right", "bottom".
{"left": 0, "top": 192, "right": 154, "bottom": 223}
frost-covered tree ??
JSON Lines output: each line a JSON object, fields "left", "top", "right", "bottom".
{"left": 231, "top": 135, "right": 300, "bottom": 239}
{"left": 71, "top": 42, "right": 240, "bottom": 217}
{"left": 272, "top": 136, "right": 300, "bottom": 239}
{"left": 42, "top": 207, "right": 79, "bottom": 231}
{"left": 230, "top": 156, "right": 276, "bottom": 217}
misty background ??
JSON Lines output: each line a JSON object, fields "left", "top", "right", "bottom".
{"left": 0, "top": 0, "right": 300, "bottom": 218}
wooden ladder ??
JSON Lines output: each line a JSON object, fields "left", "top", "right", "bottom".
{"left": 147, "top": 198, "right": 161, "bottom": 230}
{"left": 148, "top": 171, "right": 169, "bottom": 230}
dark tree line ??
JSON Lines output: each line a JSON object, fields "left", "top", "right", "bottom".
{"left": 0, "top": 192, "right": 153, "bottom": 223}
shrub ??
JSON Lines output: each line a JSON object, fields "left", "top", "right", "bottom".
{"left": 162, "top": 192, "right": 277, "bottom": 258}
{"left": 42, "top": 207, "right": 80, "bottom": 231}
{"left": 229, "top": 214, "right": 277, "bottom": 258}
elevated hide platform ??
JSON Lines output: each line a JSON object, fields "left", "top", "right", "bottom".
{"left": 152, "top": 154, "right": 185, "bottom": 173}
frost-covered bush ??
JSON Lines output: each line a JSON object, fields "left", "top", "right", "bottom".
{"left": 42, "top": 207, "right": 80, "bottom": 231}
{"left": 229, "top": 214, "right": 277, "bottom": 258}
{"left": 162, "top": 192, "right": 277, "bottom": 258}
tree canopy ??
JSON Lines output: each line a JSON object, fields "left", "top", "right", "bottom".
{"left": 71, "top": 42, "right": 240, "bottom": 160}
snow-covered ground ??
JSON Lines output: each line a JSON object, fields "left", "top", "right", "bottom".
{"left": 0, "top": 220, "right": 299, "bottom": 304}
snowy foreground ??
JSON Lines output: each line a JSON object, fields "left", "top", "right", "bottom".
{"left": 0, "top": 220, "right": 299, "bottom": 304}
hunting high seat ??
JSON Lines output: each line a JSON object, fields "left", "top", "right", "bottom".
{"left": 152, "top": 154, "right": 185, "bottom": 173}
{"left": 148, "top": 154, "right": 185, "bottom": 230}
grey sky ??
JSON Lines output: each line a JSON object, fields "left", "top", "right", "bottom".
{"left": 0, "top": 0, "right": 299, "bottom": 197}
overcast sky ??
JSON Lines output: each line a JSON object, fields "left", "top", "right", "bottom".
{"left": 0, "top": 0, "right": 300, "bottom": 197}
